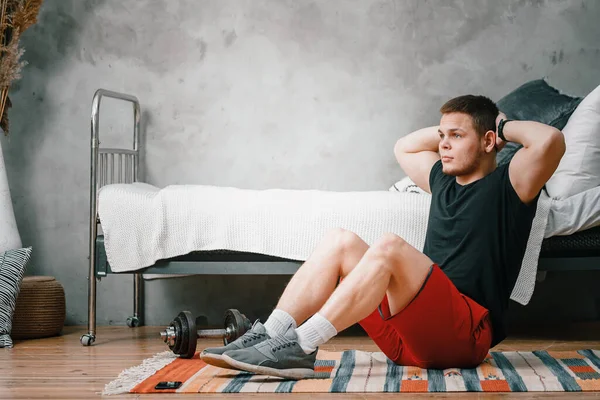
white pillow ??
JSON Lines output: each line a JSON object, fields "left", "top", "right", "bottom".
{"left": 546, "top": 84, "right": 600, "bottom": 200}
{"left": 389, "top": 176, "right": 429, "bottom": 195}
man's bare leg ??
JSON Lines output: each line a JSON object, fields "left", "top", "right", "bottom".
{"left": 261, "top": 228, "right": 369, "bottom": 337}
{"left": 320, "top": 233, "right": 433, "bottom": 332}
{"left": 292, "top": 232, "right": 433, "bottom": 354}
{"left": 219, "top": 232, "right": 435, "bottom": 379}
{"left": 200, "top": 229, "right": 373, "bottom": 372}
{"left": 276, "top": 228, "right": 369, "bottom": 324}
{"left": 265, "top": 229, "right": 432, "bottom": 351}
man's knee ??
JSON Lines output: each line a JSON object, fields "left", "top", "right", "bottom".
{"left": 372, "top": 233, "right": 407, "bottom": 257}
{"left": 370, "top": 233, "right": 433, "bottom": 283}
{"left": 322, "top": 228, "right": 363, "bottom": 253}
{"left": 363, "top": 233, "right": 406, "bottom": 271}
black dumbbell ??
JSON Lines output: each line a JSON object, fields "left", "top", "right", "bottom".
{"left": 160, "top": 309, "right": 252, "bottom": 358}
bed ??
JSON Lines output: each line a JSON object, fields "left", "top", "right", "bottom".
{"left": 80, "top": 89, "right": 600, "bottom": 346}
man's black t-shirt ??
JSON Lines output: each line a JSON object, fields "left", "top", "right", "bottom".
{"left": 422, "top": 159, "right": 539, "bottom": 347}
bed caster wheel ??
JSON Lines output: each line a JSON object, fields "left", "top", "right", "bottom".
{"left": 127, "top": 316, "right": 141, "bottom": 327}
{"left": 80, "top": 334, "right": 95, "bottom": 346}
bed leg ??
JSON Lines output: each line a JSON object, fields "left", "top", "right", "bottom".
{"left": 127, "top": 273, "right": 144, "bottom": 327}
{"left": 81, "top": 252, "right": 97, "bottom": 346}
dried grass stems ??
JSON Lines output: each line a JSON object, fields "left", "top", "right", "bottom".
{"left": 0, "top": 0, "right": 43, "bottom": 134}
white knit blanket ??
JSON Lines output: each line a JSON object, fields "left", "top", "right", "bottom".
{"left": 97, "top": 181, "right": 552, "bottom": 306}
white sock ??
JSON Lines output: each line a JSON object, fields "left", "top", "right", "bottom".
{"left": 263, "top": 309, "right": 297, "bottom": 338}
{"left": 296, "top": 313, "right": 338, "bottom": 354}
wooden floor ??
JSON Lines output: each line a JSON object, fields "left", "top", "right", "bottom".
{"left": 1, "top": 324, "right": 600, "bottom": 399}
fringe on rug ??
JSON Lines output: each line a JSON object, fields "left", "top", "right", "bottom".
{"left": 102, "top": 351, "right": 177, "bottom": 396}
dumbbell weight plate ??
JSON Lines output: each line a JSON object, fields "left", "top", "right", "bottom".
{"left": 223, "top": 309, "right": 251, "bottom": 345}
{"left": 178, "top": 311, "right": 197, "bottom": 359}
{"left": 170, "top": 317, "right": 183, "bottom": 355}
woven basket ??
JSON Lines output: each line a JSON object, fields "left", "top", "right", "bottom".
{"left": 11, "top": 276, "right": 66, "bottom": 340}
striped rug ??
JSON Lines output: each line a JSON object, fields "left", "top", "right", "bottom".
{"left": 103, "top": 349, "right": 600, "bottom": 394}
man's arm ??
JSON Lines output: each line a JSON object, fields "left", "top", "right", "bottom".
{"left": 394, "top": 126, "right": 441, "bottom": 194}
{"left": 500, "top": 118, "right": 566, "bottom": 205}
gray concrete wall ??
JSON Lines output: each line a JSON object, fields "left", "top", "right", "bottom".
{"left": 2, "top": 0, "right": 599, "bottom": 331}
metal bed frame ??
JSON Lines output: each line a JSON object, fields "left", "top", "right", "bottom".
{"left": 80, "top": 89, "right": 600, "bottom": 346}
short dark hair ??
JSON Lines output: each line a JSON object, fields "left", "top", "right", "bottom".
{"left": 439, "top": 95, "right": 499, "bottom": 136}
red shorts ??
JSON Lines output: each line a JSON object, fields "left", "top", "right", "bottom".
{"left": 359, "top": 263, "right": 493, "bottom": 369}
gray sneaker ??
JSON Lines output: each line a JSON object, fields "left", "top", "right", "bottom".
{"left": 200, "top": 320, "right": 270, "bottom": 370}
{"left": 221, "top": 327, "right": 317, "bottom": 380}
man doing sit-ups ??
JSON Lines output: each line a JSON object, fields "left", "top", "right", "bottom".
{"left": 200, "top": 95, "right": 566, "bottom": 379}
